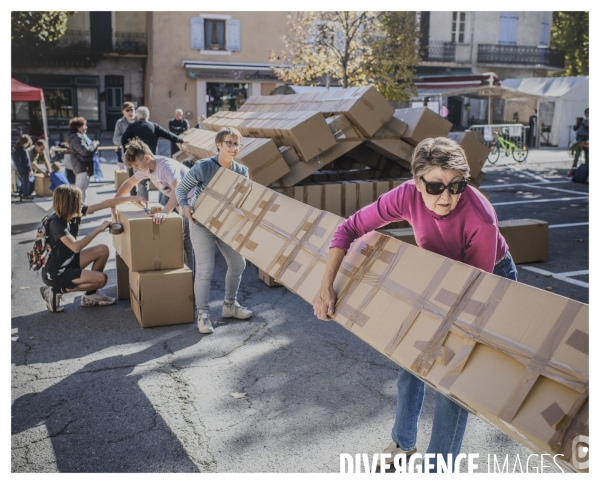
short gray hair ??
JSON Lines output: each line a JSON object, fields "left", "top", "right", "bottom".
{"left": 136, "top": 106, "right": 150, "bottom": 120}
{"left": 175, "top": 108, "right": 183, "bottom": 115}
{"left": 411, "top": 137, "right": 470, "bottom": 181}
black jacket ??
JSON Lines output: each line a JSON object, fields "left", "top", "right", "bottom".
{"left": 66, "top": 132, "right": 96, "bottom": 176}
{"left": 121, "top": 119, "right": 184, "bottom": 154}
{"left": 12, "top": 145, "right": 32, "bottom": 175}
{"left": 168, "top": 118, "right": 190, "bottom": 154}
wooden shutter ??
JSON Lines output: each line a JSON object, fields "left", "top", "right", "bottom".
{"left": 191, "top": 17, "right": 204, "bottom": 50}
{"left": 227, "top": 19, "right": 241, "bottom": 52}
{"left": 499, "top": 13, "right": 518, "bottom": 45}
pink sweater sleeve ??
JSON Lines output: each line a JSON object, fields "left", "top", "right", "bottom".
{"left": 463, "top": 223, "right": 500, "bottom": 273}
{"left": 330, "top": 184, "right": 406, "bottom": 254}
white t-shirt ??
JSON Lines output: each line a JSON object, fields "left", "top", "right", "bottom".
{"left": 134, "top": 155, "right": 195, "bottom": 205}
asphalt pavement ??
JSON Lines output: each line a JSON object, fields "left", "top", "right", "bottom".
{"left": 11, "top": 148, "right": 588, "bottom": 473}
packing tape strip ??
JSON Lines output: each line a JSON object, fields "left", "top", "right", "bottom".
{"left": 548, "top": 389, "right": 588, "bottom": 456}
{"left": 436, "top": 277, "right": 512, "bottom": 389}
{"left": 233, "top": 191, "right": 280, "bottom": 253}
{"left": 154, "top": 256, "right": 162, "bottom": 270}
{"left": 497, "top": 300, "right": 583, "bottom": 423}
{"left": 247, "top": 152, "right": 284, "bottom": 178}
{"left": 152, "top": 221, "right": 160, "bottom": 240}
{"left": 410, "top": 269, "right": 484, "bottom": 377}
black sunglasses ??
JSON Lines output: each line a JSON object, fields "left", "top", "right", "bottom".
{"left": 420, "top": 177, "right": 467, "bottom": 195}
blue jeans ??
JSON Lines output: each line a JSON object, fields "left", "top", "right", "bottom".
{"left": 391, "top": 252, "right": 517, "bottom": 472}
{"left": 189, "top": 221, "right": 246, "bottom": 315}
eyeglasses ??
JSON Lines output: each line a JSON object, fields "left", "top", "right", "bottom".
{"left": 420, "top": 177, "right": 467, "bottom": 195}
{"left": 124, "top": 108, "right": 134, "bottom": 112}
{"left": 223, "top": 140, "right": 243, "bottom": 149}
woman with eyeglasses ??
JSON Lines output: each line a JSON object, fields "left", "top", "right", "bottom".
{"left": 176, "top": 127, "right": 253, "bottom": 334}
{"left": 66, "top": 117, "right": 99, "bottom": 205}
{"left": 313, "top": 137, "right": 516, "bottom": 473}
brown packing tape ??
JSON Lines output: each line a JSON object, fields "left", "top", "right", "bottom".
{"left": 565, "top": 329, "right": 589, "bottom": 355}
{"left": 384, "top": 258, "right": 454, "bottom": 356}
{"left": 548, "top": 390, "right": 588, "bottom": 459}
{"left": 541, "top": 402, "right": 567, "bottom": 429}
{"left": 359, "top": 96, "right": 375, "bottom": 111}
{"left": 497, "top": 300, "right": 583, "bottom": 423}
{"left": 153, "top": 222, "right": 160, "bottom": 240}
{"left": 410, "top": 269, "right": 484, "bottom": 376}
{"left": 413, "top": 341, "right": 456, "bottom": 366}
{"left": 154, "top": 256, "right": 162, "bottom": 270}
{"left": 248, "top": 151, "right": 285, "bottom": 178}
{"left": 234, "top": 191, "right": 280, "bottom": 253}
{"left": 437, "top": 277, "right": 512, "bottom": 389}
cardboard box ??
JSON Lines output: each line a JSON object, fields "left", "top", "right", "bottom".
{"left": 344, "top": 145, "right": 412, "bottom": 176}
{"left": 179, "top": 128, "right": 290, "bottom": 187}
{"left": 379, "top": 227, "right": 417, "bottom": 246}
{"left": 129, "top": 267, "right": 194, "bottom": 328}
{"left": 115, "top": 252, "right": 130, "bottom": 300}
{"left": 239, "top": 86, "right": 394, "bottom": 137}
{"left": 112, "top": 209, "right": 184, "bottom": 272}
{"left": 499, "top": 219, "right": 549, "bottom": 264}
{"left": 447, "top": 132, "right": 491, "bottom": 180}
{"left": 34, "top": 173, "right": 52, "bottom": 197}
{"left": 365, "top": 115, "right": 414, "bottom": 162}
{"left": 258, "top": 268, "right": 282, "bottom": 287}
{"left": 394, "top": 108, "right": 452, "bottom": 146}
{"left": 193, "top": 168, "right": 588, "bottom": 472}
{"left": 202, "top": 111, "right": 336, "bottom": 162}
{"left": 468, "top": 169, "right": 487, "bottom": 189}
{"left": 114, "top": 169, "right": 129, "bottom": 191}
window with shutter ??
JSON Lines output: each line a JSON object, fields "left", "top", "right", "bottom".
{"left": 227, "top": 19, "right": 241, "bottom": 52}
{"left": 452, "top": 12, "right": 467, "bottom": 44}
{"left": 540, "top": 19, "right": 550, "bottom": 47}
{"left": 499, "top": 13, "right": 518, "bottom": 45}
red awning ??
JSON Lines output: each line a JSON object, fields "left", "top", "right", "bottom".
{"left": 11, "top": 78, "right": 44, "bottom": 102}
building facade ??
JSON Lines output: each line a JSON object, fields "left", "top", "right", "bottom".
{"left": 418, "top": 11, "right": 562, "bottom": 79}
{"left": 12, "top": 11, "right": 147, "bottom": 134}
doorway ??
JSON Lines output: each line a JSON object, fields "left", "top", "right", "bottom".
{"left": 105, "top": 75, "right": 124, "bottom": 131}
{"left": 206, "top": 83, "right": 249, "bottom": 116}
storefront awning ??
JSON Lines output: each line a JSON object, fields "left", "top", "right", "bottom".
{"left": 182, "top": 60, "right": 286, "bottom": 82}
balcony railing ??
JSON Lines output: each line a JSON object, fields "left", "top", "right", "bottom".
{"left": 54, "top": 30, "right": 147, "bottom": 55}
{"left": 477, "top": 44, "right": 565, "bottom": 69}
{"left": 421, "top": 41, "right": 456, "bottom": 63}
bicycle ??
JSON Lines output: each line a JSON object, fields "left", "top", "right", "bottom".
{"left": 486, "top": 130, "right": 528, "bottom": 164}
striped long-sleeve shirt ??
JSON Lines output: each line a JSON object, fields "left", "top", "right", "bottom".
{"left": 176, "top": 155, "right": 249, "bottom": 211}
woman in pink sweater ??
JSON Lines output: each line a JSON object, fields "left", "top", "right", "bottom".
{"left": 314, "top": 137, "right": 517, "bottom": 472}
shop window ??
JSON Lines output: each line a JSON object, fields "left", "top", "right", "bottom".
{"left": 206, "top": 83, "right": 248, "bottom": 116}
{"left": 44, "top": 88, "right": 74, "bottom": 120}
{"left": 452, "top": 12, "right": 467, "bottom": 44}
{"left": 77, "top": 87, "right": 99, "bottom": 121}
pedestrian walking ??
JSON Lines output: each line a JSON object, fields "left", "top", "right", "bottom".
{"left": 313, "top": 137, "right": 518, "bottom": 473}
{"left": 176, "top": 127, "right": 253, "bottom": 334}
{"left": 115, "top": 137, "right": 194, "bottom": 271}
{"left": 567, "top": 107, "right": 589, "bottom": 178}
{"left": 121, "top": 106, "right": 186, "bottom": 201}
{"left": 168, "top": 108, "right": 190, "bottom": 157}
{"left": 66, "top": 117, "right": 99, "bottom": 205}
{"left": 12, "top": 135, "right": 34, "bottom": 201}
{"left": 39, "top": 184, "right": 148, "bottom": 312}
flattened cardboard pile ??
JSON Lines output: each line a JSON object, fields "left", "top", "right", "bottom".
{"left": 193, "top": 168, "right": 588, "bottom": 472}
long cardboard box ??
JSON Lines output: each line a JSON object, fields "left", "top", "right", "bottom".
{"left": 378, "top": 227, "right": 417, "bottom": 246}
{"left": 202, "top": 110, "right": 336, "bottom": 162}
{"left": 34, "top": 173, "right": 52, "bottom": 196}
{"left": 258, "top": 268, "right": 282, "bottom": 287}
{"left": 178, "top": 128, "right": 289, "bottom": 187}
{"left": 499, "top": 219, "right": 549, "bottom": 264}
{"left": 394, "top": 108, "right": 452, "bottom": 146}
{"left": 365, "top": 115, "right": 414, "bottom": 162}
{"left": 130, "top": 267, "right": 194, "bottom": 328}
{"left": 115, "top": 169, "right": 129, "bottom": 190}
{"left": 447, "top": 131, "right": 491, "bottom": 180}
{"left": 112, "top": 209, "right": 184, "bottom": 272}
{"left": 193, "top": 168, "right": 588, "bottom": 472}
{"left": 239, "top": 86, "right": 394, "bottom": 137}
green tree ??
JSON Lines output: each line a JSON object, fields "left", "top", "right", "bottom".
{"left": 269, "top": 11, "right": 420, "bottom": 102}
{"left": 551, "top": 12, "right": 588, "bottom": 76}
{"left": 12, "top": 11, "right": 74, "bottom": 49}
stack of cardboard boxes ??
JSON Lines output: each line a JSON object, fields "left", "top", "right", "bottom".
{"left": 176, "top": 86, "right": 547, "bottom": 283}
{"left": 191, "top": 168, "right": 588, "bottom": 473}
{"left": 112, "top": 204, "right": 194, "bottom": 328}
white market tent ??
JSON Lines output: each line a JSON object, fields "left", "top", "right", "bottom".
{"left": 502, "top": 76, "right": 589, "bottom": 148}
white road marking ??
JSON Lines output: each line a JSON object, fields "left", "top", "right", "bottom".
{"left": 519, "top": 266, "right": 589, "bottom": 288}
{"left": 510, "top": 168, "right": 552, "bottom": 183}
{"left": 480, "top": 180, "right": 573, "bottom": 189}
{"left": 493, "top": 196, "right": 589, "bottom": 206}
{"left": 548, "top": 222, "right": 589, "bottom": 228}
{"left": 522, "top": 184, "right": 589, "bottom": 196}
{"left": 33, "top": 197, "right": 54, "bottom": 211}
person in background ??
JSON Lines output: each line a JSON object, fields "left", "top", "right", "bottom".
{"left": 314, "top": 137, "right": 517, "bottom": 473}
{"left": 195, "top": 115, "right": 207, "bottom": 129}
{"left": 116, "top": 137, "right": 194, "bottom": 271}
{"left": 113, "top": 102, "right": 136, "bottom": 191}
{"left": 40, "top": 185, "right": 148, "bottom": 312}
{"left": 29, "top": 140, "right": 51, "bottom": 174}
{"left": 49, "top": 162, "right": 69, "bottom": 192}
{"left": 121, "top": 106, "right": 186, "bottom": 201}
{"left": 62, "top": 139, "right": 76, "bottom": 184}
{"left": 66, "top": 117, "right": 99, "bottom": 205}
{"left": 176, "top": 127, "right": 252, "bottom": 334}
{"left": 567, "top": 107, "right": 589, "bottom": 178}
{"left": 12, "top": 135, "right": 34, "bottom": 201}
{"left": 168, "top": 108, "right": 190, "bottom": 157}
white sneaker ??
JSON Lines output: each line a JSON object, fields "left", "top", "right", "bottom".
{"left": 197, "top": 312, "right": 214, "bottom": 334}
{"left": 222, "top": 301, "right": 253, "bottom": 320}
{"left": 376, "top": 442, "right": 417, "bottom": 468}
{"left": 81, "top": 292, "right": 116, "bottom": 307}
{"left": 40, "top": 286, "right": 64, "bottom": 312}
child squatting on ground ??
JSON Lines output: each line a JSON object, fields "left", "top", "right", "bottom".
{"left": 40, "top": 184, "right": 148, "bottom": 312}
